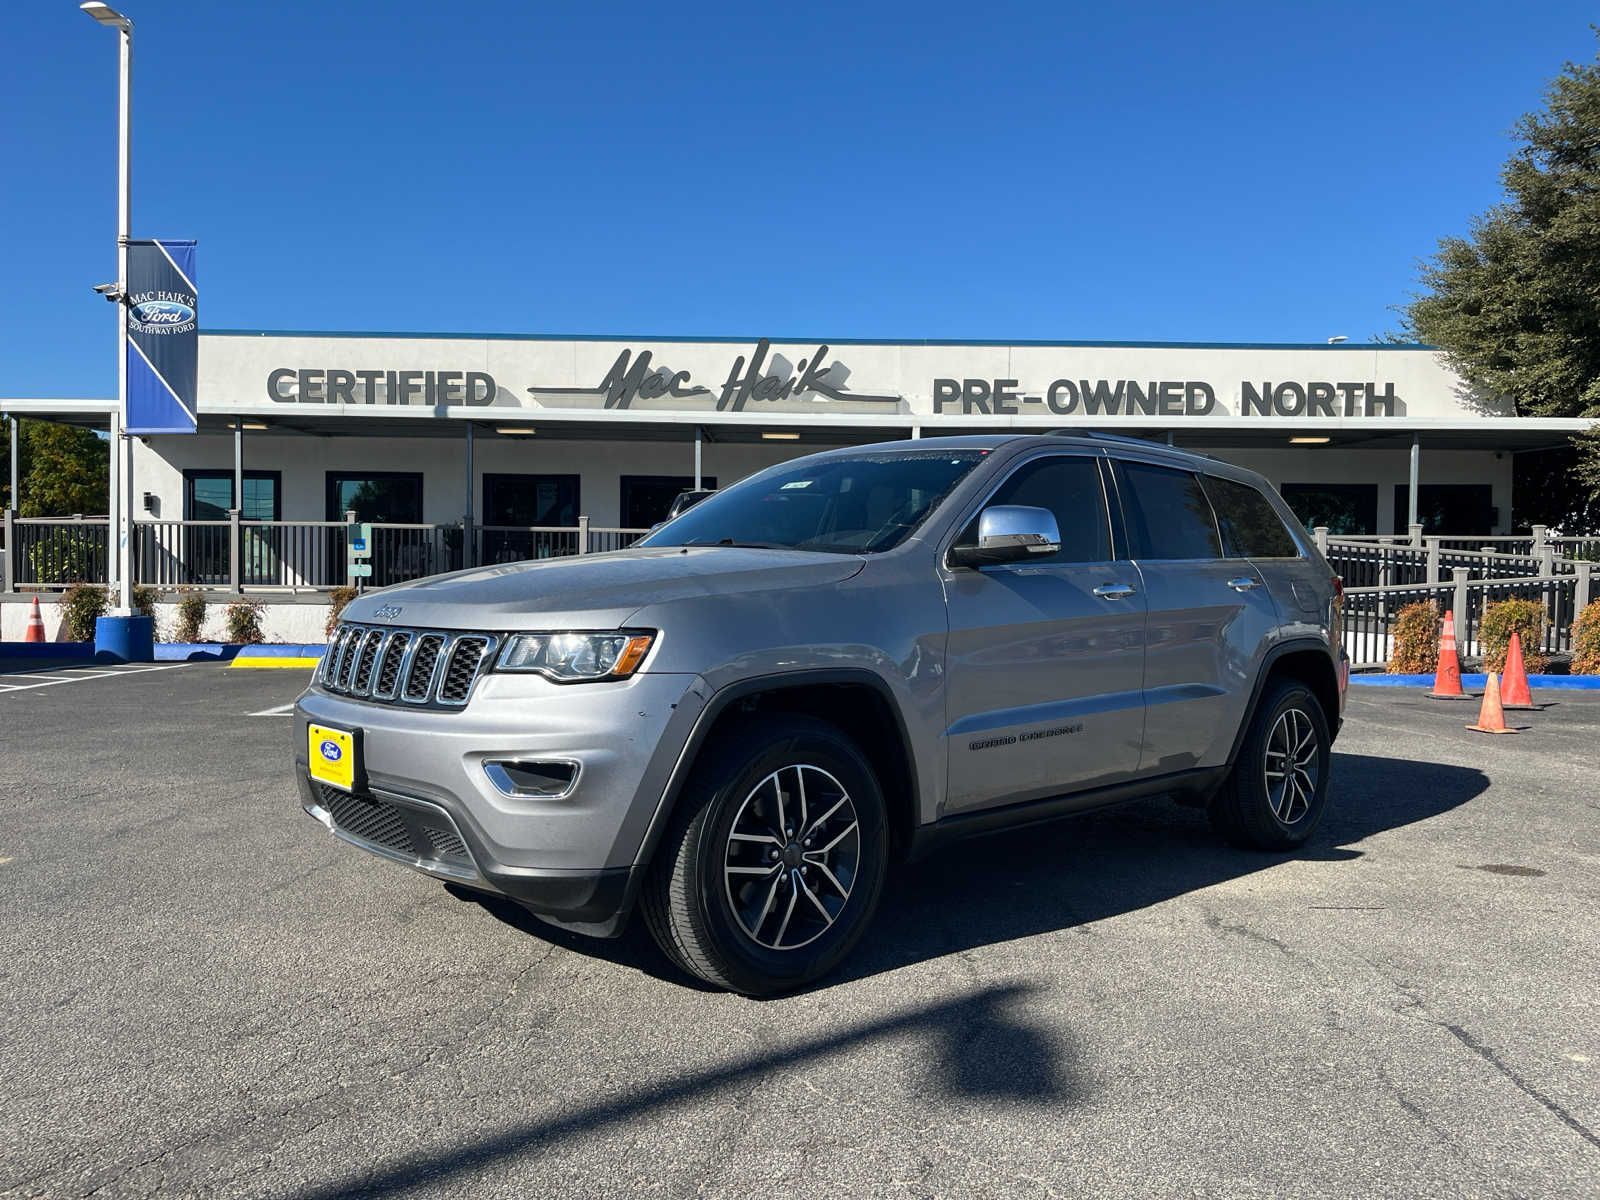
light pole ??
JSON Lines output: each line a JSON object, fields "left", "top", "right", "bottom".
{"left": 81, "top": 0, "right": 134, "bottom": 614}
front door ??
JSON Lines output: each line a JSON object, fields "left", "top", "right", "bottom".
{"left": 941, "top": 453, "right": 1147, "bottom": 814}
{"left": 482, "top": 473, "right": 580, "bottom": 561}
{"left": 1112, "top": 460, "right": 1279, "bottom": 774}
{"left": 325, "top": 472, "right": 427, "bottom": 586}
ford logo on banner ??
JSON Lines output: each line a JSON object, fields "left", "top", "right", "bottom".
{"left": 131, "top": 299, "right": 195, "bottom": 326}
{"left": 319, "top": 740, "right": 343, "bottom": 762}
{"left": 124, "top": 239, "right": 198, "bottom": 435}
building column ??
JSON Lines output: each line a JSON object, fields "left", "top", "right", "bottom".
{"left": 463, "top": 423, "right": 476, "bottom": 567}
{"left": 1407, "top": 435, "right": 1421, "bottom": 530}
{"left": 693, "top": 426, "right": 703, "bottom": 491}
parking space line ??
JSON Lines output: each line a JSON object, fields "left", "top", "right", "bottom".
{"left": 0, "top": 663, "right": 187, "bottom": 693}
{"left": 250, "top": 702, "right": 297, "bottom": 717}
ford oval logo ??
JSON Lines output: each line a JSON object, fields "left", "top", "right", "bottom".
{"left": 319, "top": 740, "right": 342, "bottom": 761}
{"left": 131, "top": 300, "right": 194, "bottom": 325}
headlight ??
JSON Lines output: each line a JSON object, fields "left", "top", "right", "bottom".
{"left": 495, "top": 631, "right": 655, "bottom": 682}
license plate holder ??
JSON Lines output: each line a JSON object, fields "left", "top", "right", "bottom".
{"left": 308, "top": 722, "right": 362, "bottom": 792}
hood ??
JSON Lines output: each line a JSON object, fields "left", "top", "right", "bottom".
{"left": 340, "top": 546, "right": 866, "bottom": 631}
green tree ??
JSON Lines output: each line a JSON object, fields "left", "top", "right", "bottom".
{"left": 1, "top": 416, "right": 13, "bottom": 511}
{"left": 15, "top": 421, "right": 109, "bottom": 517}
{"left": 1405, "top": 33, "right": 1600, "bottom": 533}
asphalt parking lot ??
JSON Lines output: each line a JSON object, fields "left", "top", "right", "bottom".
{"left": 1, "top": 665, "right": 1596, "bottom": 1199}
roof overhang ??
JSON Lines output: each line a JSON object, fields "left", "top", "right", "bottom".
{"left": 2, "top": 399, "right": 1593, "bottom": 451}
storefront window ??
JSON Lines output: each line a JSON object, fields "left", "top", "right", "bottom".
{"left": 1391, "top": 484, "right": 1494, "bottom": 534}
{"left": 621, "top": 475, "right": 719, "bottom": 529}
{"left": 1281, "top": 483, "right": 1377, "bottom": 536}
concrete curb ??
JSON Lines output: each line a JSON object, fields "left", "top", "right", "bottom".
{"left": 1352, "top": 673, "right": 1600, "bottom": 691}
{"left": 228, "top": 643, "right": 326, "bottom": 669}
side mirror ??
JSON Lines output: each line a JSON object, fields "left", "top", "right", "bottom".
{"left": 949, "top": 504, "right": 1062, "bottom": 568}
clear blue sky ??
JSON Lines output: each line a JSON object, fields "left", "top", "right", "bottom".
{"left": 3, "top": 0, "right": 1595, "bottom": 398}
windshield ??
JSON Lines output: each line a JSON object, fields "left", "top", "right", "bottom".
{"left": 639, "top": 449, "right": 988, "bottom": 554}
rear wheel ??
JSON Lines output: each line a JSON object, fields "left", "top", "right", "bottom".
{"left": 640, "top": 716, "right": 888, "bottom": 995}
{"left": 1210, "top": 679, "right": 1331, "bottom": 850}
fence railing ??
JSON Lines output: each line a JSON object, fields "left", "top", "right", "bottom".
{"left": 0, "top": 512, "right": 651, "bottom": 593}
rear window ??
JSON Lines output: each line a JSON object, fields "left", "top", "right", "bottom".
{"left": 1117, "top": 462, "right": 1222, "bottom": 560}
{"left": 1202, "top": 476, "right": 1301, "bottom": 558}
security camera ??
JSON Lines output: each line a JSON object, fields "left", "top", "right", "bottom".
{"left": 92, "top": 282, "right": 123, "bottom": 302}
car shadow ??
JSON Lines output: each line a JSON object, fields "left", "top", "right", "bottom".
{"left": 456, "top": 750, "right": 1488, "bottom": 991}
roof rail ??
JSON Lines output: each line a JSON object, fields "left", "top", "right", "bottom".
{"left": 1037, "top": 429, "right": 1218, "bottom": 460}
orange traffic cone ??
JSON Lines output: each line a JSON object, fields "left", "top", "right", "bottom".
{"left": 23, "top": 596, "right": 46, "bottom": 643}
{"left": 1499, "top": 630, "right": 1539, "bottom": 710}
{"left": 1467, "top": 672, "right": 1522, "bottom": 734}
{"left": 1427, "top": 610, "right": 1474, "bottom": 700}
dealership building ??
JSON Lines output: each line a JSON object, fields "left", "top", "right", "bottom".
{"left": 5, "top": 330, "right": 1594, "bottom": 568}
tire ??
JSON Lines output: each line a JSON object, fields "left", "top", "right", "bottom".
{"left": 1209, "top": 678, "right": 1332, "bottom": 851}
{"left": 640, "top": 715, "right": 888, "bottom": 996}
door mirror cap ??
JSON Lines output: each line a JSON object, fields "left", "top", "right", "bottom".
{"left": 950, "top": 504, "right": 1062, "bottom": 567}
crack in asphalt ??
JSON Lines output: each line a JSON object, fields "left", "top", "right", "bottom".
{"left": 1440, "top": 1024, "right": 1600, "bottom": 1152}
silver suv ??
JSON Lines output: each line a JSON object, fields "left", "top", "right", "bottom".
{"left": 296, "top": 434, "right": 1346, "bottom": 994}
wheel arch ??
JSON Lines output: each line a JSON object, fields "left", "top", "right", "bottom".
{"left": 636, "top": 670, "right": 921, "bottom": 872}
{"left": 1227, "top": 640, "right": 1342, "bottom": 766}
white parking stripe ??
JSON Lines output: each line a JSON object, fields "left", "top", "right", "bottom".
{"left": 250, "top": 702, "right": 297, "bottom": 717}
{"left": 0, "top": 663, "right": 186, "bottom": 693}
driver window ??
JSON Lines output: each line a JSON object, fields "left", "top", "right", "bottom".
{"left": 957, "top": 456, "right": 1111, "bottom": 564}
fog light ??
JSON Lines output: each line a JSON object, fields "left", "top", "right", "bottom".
{"left": 484, "top": 759, "right": 580, "bottom": 799}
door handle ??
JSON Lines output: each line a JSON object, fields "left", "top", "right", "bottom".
{"left": 1093, "top": 583, "right": 1136, "bottom": 599}
{"left": 1227, "top": 576, "right": 1261, "bottom": 592}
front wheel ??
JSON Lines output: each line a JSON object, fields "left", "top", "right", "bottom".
{"left": 640, "top": 716, "right": 888, "bottom": 995}
{"left": 1210, "top": 679, "right": 1332, "bottom": 850}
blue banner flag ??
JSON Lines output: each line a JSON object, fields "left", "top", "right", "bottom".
{"left": 125, "top": 239, "right": 197, "bottom": 434}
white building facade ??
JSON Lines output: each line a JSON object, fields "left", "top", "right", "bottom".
{"left": 9, "top": 329, "right": 1595, "bottom": 561}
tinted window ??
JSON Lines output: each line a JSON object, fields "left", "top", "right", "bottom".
{"left": 1203, "top": 476, "right": 1300, "bottom": 558}
{"left": 1118, "top": 463, "right": 1222, "bottom": 560}
{"left": 640, "top": 450, "right": 986, "bottom": 553}
{"left": 956, "top": 456, "right": 1110, "bottom": 564}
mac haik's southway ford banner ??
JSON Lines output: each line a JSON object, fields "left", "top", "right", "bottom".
{"left": 195, "top": 333, "right": 1512, "bottom": 423}
{"left": 124, "top": 239, "right": 198, "bottom": 434}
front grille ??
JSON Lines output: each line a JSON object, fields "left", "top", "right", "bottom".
{"left": 320, "top": 623, "right": 497, "bottom": 708}
{"left": 318, "top": 784, "right": 473, "bottom": 870}
{"left": 440, "top": 637, "right": 491, "bottom": 703}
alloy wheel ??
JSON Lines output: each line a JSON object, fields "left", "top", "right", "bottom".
{"left": 722, "top": 764, "right": 861, "bottom": 951}
{"left": 1264, "top": 707, "right": 1320, "bottom": 824}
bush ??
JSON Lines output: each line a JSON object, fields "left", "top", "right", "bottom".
{"left": 224, "top": 598, "right": 266, "bottom": 645}
{"left": 173, "top": 590, "right": 207, "bottom": 643}
{"left": 1571, "top": 599, "right": 1600, "bottom": 674}
{"left": 1388, "top": 600, "right": 1440, "bottom": 673}
{"left": 1478, "top": 597, "right": 1547, "bottom": 674}
{"left": 59, "top": 581, "right": 109, "bottom": 641}
{"left": 325, "top": 585, "right": 357, "bottom": 636}
{"left": 27, "top": 529, "right": 101, "bottom": 584}
{"left": 130, "top": 583, "right": 160, "bottom": 639}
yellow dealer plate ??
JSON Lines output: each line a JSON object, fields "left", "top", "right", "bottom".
{"left": 308, "top": 723, "right": 358, "bottom": 792}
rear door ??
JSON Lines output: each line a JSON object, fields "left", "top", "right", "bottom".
{"left": 941, "top": 452, "right": 1146, "bottom": 814}
{"left": 1111, "top": 459, "right": 1278, "bottom": 775}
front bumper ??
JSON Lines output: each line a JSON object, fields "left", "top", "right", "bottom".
{"left": 295, "top": 669, "right": 706, "bottom": 936}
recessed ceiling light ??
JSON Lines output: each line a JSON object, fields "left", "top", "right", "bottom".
{"left": 761, "top": 431, "right": 800, "bottom": 440}
{"left": 495, "top": 426, "right": 537, "bottom": 435}
{"left": 1289, "top": 436, "right": 1331, "bottom": 445}
{"left": 240, "top": 421, "right": 268, "bottom": 430}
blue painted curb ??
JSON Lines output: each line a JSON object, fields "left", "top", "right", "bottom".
{"left": 0, "top": 642, "right": 96, "bottom": 659}
{"left": 233, "top": 643, "right": 325, "bottom": 658}
{"left": 1352, "top": 673, "right": 1600, "bottom": 691}
{"left": 154, "top": 643, "right": 240, "bottom": 662}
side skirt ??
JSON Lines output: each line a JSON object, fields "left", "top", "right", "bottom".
{"left": 905, "top": 766, "right": 1229, "bottom": 861}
